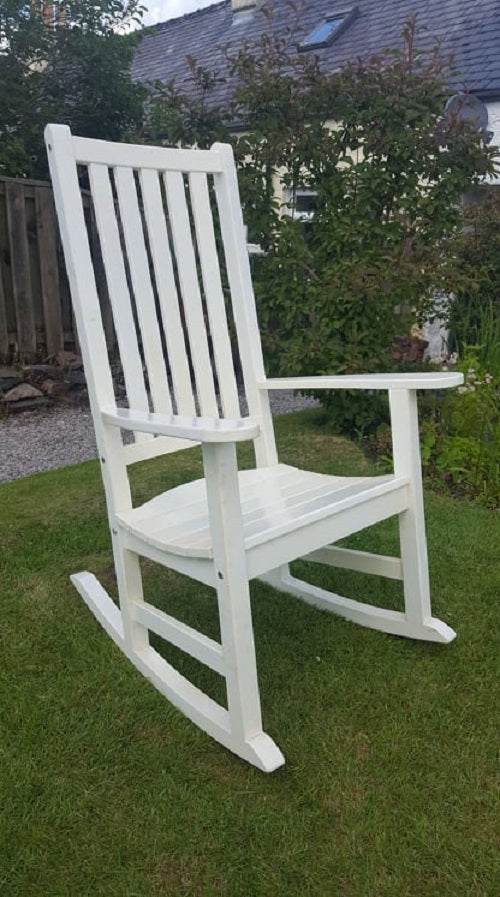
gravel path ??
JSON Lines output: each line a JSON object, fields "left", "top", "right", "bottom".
{"left": 0, "top": 392, "right": 318, "bottom": 483}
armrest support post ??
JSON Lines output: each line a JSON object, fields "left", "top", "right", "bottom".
{"left": 389, "top": 389, "right": 432, "bottom": 624}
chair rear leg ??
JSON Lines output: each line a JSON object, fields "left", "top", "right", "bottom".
{"left": 390, "top": 388, "right": 455, "bottom": 642}
{"left": 70, "top": 531, "right": 150, "bottom": 653}
{"left": 398, "top": 506, "right": 455, "bottom": 641}
{"left": 112, "top": 530, "right": 150, "bottom": 653}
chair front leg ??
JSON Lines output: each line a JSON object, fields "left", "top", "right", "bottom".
{"left": 203, "top": 442, "right": 285, "bottom": 770}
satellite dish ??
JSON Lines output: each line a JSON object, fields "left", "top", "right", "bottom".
{"left": 445, "top": 93, "right": 489, "bottom": 131}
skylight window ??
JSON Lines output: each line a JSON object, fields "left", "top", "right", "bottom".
{"left": 299, "top": 7, "right": 358, "bottom": 51}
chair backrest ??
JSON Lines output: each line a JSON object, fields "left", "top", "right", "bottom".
{"left": 45, "top": 125, "right": 277, "bottom": 470}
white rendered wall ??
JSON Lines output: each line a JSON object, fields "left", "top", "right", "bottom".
{"left": 486, "top": 101, "right": 500, "bottom": 184}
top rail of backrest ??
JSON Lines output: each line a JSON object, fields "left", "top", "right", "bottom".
{"left": 71, "top": 136, "right": 225, "bottom": 174}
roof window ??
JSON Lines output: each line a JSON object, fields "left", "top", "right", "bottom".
{"left": 299, "top": 7, "right": 358, "bottom": 51}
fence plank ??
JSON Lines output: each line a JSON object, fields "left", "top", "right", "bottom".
{"left": 0, "top": 259, "right": 8, "bottom": 360}
{"left": 6, "top": 182, "right": 36, "bottom": 358}
{"left": 35, "top": 186, "right": 64, "bottom": 357}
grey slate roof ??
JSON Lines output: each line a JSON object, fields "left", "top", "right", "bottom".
{"left": 132, "top": 0, "right": 500, "bottom": 104}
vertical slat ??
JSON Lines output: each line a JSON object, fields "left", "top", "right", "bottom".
{"left": 213, "top": 143, "right": 278, "bottom": 466}
{"left": 140, "top": 169, "right": 195, "bottom": 416}
{"left": 163, "top": 171, "right": 218, "bottom": 417}
{"left": 189, "top": 172, "right": 240, "bottom": 419}
{"left": 88, "top": 163, "right": 149, "bottom": 415}
{"left": 114, "top": 166, "right": 172, "bottom": 414}
{"left": 0, "top": 181, "right": 11, "bottom": 358}
{"left": 35, "top": 186, "right": 64, "bottom": 357}
{"left": 5, "top": 182, "right": 36, "bottom": 359}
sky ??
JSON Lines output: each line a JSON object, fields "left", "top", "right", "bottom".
{"left": 143, "top": 0, "right": 219, "bottom": 26}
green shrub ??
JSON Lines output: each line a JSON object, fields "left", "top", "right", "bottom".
{"left": 425, "top": 359, "right": 498, "bottom": 507}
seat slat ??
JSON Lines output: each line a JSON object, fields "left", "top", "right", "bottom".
{"left": 114, "top": 166, "right": 172, "bottom": 414}
{"left": 117, "top": 466, "right": 406, "bottom": 558}
{"left": 124, "top": 469, "right": 369, "bottom": 545}
{"left": 140, "top": 168, "right": 195, "bottom": 416}
{"left": 122, "top": 464, "right": 305, "bottom": 525}
{"left": 164, "top": 171, "right": 218, "bottom": 417}
{"left": 168, "top": 475, "right": 402, "bottom": 554}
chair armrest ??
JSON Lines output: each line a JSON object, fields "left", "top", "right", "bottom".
{"left": 260, "top": 373, "right": 463, "bottom": 391}
{"left": 101, "top": 407, "right": 260, "bottom": 443}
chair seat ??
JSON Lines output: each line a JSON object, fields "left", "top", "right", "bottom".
{"left": 117, "top": 464, "right": 407, "bottom": 559}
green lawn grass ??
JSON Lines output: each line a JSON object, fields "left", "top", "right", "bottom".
{"left": 1, "top": 409, "right": 498, "bottom": 897}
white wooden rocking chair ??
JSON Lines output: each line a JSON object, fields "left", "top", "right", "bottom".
{"left": 46, "top": 125, "right": 462, "bottom": 772}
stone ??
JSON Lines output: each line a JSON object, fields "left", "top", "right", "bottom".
{"left": 40, "top": 379, "right": 70, "bottom": 397}
{"left": 392, "top": 335, "right": 429, "bottom": 365}
{"left": 0, "top": 365, "right": 20, "bottom": 379}
{"left": 23, "top": 364, "right": 59, "bottom": 380}
{"left": 55, "top": 387, "right": 88, "bottom": 406}
{"left": 67, "top": 369, "right": 87, "bottom": 386}
{"left": 56, "top": 350, "right": 83, "bottom": 369}
{"left": 3, "top": 382, "right": 44, "bottom": 401}
{"left": 1, "top": 396, "right": 48, "bottom": 412}
{"left": 0, "top": 377, "right": 23, "bottom": 393}
{"left": 0, "top": 365, "right": 23, "bottom": 392}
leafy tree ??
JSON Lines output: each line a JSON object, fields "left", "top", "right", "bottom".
{"left": 144, "top": 15, "right": 497, "bottom": 432}
{"left": 0, "top": 1, "right": 146, "bottom": 178}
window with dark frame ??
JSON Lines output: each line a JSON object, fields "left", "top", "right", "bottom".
{"left": 299, "top": 6, "right": 358, "bottom": 51}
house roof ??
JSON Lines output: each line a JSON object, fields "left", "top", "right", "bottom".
{"left": 132, "top": 0, "right": 500, "bottom": 105}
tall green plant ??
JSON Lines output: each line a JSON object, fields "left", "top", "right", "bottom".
{"left": 418, "top": 356, "right": 500, "bottom": 508}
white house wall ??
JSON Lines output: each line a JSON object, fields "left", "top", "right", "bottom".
{"left": 486, "top": 101, "right": 500, "bottom": 184}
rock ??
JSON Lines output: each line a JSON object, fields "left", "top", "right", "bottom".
{"left": 55, "top": 387, "right": 88, "bottom": 406}
{"left": 3, "top": 382, "right": 44, "bottom": 401}
{"left": 1, "top": 396, "right": 48, "bottom": 412}
{"left": 1, "top": 381, "right": 49, "bottom": 411}
{"left": 56, "top": 350, "right": 83, "bottom": 369}
{"left": 67, "top": 369, "right": 87, "bottom": 386}
{"left": 0, "top": 365, "right": 20, "bottom": 379}
{"left": 0, "top": 365, "right": 23, "bottom": 393}
{"left": 40, "top": 379, "right": 70, "bottom": 397}
{"left": 392, "top": 335, "right": 429, "bottom": 365}
{"left": 23, "top": 363, "right": 59, "bottom": 380}
{"left": 0, "top": 377, "right": 23, "bottom": 393}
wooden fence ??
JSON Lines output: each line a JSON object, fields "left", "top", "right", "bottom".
{"left": 0, "top": 176, "right": 112, "bottom": 363}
